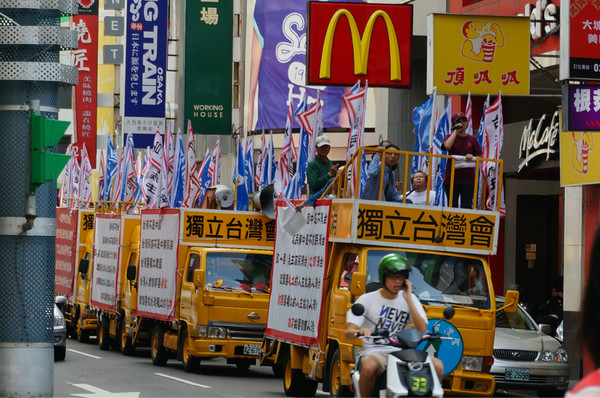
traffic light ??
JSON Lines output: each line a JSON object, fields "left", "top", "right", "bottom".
{"left": 29, "top": 109, "right": 71, "bottom": 195}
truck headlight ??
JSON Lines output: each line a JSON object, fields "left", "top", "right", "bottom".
{"left": 197, "top": 325, "right": 207, "bottom": 338}
{"left": 208, "top": 326, "right": 227, "bottom": 339}
{"left": 462, "top": 356, "right": 483, "bottom": 372}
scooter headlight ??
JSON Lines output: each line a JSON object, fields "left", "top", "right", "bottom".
{"left": 353, "top": 345, "right": 364, "bottom": 362}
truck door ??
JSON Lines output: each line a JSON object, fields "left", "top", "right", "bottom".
{"left": 329, "top": 250, "right": 359, "bottom": 339}
{"left": 180, "top": 252, "right": 201, "bottom": 326}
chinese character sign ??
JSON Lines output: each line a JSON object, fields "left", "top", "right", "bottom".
{"left": 185, "top": 0, "right": 232, "bottom": 134}
{"left": 566, "top": 84, "right": 600, "bottom": 131}
{"left": 137, "top": 209, "right": 180, "bottom": 321}
{"left": 560, "top": 131, "right": 600, "bottom": 186}
{"left": 73, "top": 2, "right": 98, "bottom": 168}
{"left": 562, "top": 0, "right": 600, "bottom": 80}
{"left": 123, "top": 0, "right": 168, "bottom": 148}
{"left": 91, "top": 214, "right": 121, "bottom": 311}
{"left": 266, "top": 201, "right": 331, "bottom": 348}
{"left": 55, "top": 208, "right": 78, "bottom": 296}
{"left": 428, "top": 14, "right": 530, "bottom": 95}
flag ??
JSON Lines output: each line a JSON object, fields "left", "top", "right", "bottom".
{"left": 208, "top": 137, "right": 221, "bottom": 186}
{"left": 119, "top": 133, "right": 137, "bottom": 204}
{"left": 262, "top": 132, "right": 276, "bottom": 188}
{"left": 234, "top": 139, "right": 249, "bottom": 210}
{"left": 476, "top": 95, "right": 489, "bottom": 208}
{"left": 431, "top": 98, "right": 452, "bottom": 207}
{"left": 97, "top": 150, "right": 105, "bottom": 203}
{"left": 170, "top": 128, "right": 186, "bottom": 208}
{"left": 255, "top": 130, "right": 266, "bottom": 190}
{"left": 466, "top": 91, "right": 474, "bottom": 136}
{"left": 112, "top": 145, "right": 125, "bottom": 202}
{"left": 159, "top": 132, "right": 170, "bottom": 208}
{"left": 184, "top": 120, "right": 200, "bottom": 207}
{"left": 79, "top": 144, "right": 93, "bottom": 208}
{"left": 285, "top": 97, "right": 310, "bottom": 199}
{"left": 140, "top": 146, "right": 150, "bottom": 205}
{"left": 104, "top": 139, "right": 118, "bottom": 202}
{"left": 274, "top": 103, "right": 296, "bottom": 194}
{"left": 482, "top": 93, "right": 505, "bottom": 213}
{"left": 297, "top": 90, "right": 322, "bottom": 163}
{"left": 342, "top": 80, "right": 368, "bottom": 195}
{"left": 70, "top": 157, "right": 81, "bottom": 209}
{"left": 165, "top": 122, "right": 175, "bottom": 195}
{"left": 196, "top": 149, "right": 212, "bottom": 207}
{"left": 244, "top": 135, "right": 255, "bottom": 194}
{"left": 59, "top": 146, "right": 74, "bottom": 208}
{"left": 132, "top": 150, "right": 144, "bottom": 209}
{"left": 143, "top": 130, "right": 163, "bottom": 208}
{"left": 411, "top": 90, "right": 435, "bottom": 176}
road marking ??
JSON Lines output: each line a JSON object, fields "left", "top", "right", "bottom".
{"left": 154, "top": 372, "right": 212, "bottom": 389}
{"left": 67, "top": 348, "right": 102, "bottom": 359}
{"left": 71, "top": 383, "right": 139, "bottom": 397}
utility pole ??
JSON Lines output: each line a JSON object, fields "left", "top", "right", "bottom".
{"left": 0, "top": 2, "right": 78, "bottom": 396}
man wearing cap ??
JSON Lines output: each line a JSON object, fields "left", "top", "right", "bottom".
{"left": 362, "top": 143, "right": 405, "bottom": 202}
{"left": 307, "top": 135, "right": 339, "bottom": 197}
{"left": 442, "top": 112, "right": 482, "bottom": 208}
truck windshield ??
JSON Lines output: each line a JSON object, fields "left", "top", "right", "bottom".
{"left": 206, "top": 252, "right": 272, "bottom": 293}
{"left": 365, "top": 249, "right": 490, "bottom": 309}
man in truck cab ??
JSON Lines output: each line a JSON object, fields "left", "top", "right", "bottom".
{"left": 345, "top": 253, "right": 444, "bottom": 397}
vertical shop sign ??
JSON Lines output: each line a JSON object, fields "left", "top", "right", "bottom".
{"left": 185, "top": 0, "right": 232, "bottom": 134}
{"left": 560, "top": 0, "right": 600, "bottom": 80}
{"left": 73, "top": 0, "right": 98, "bottom": 168}
{"left": 123, "top": 0, "right": 168, "bottom": 148}
{"left": 564, "top": 84, "right": 600, "bottom": 131}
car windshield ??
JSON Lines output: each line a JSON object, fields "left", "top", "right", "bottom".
{"left": 496, "top": 302, "right": 537, "bottom": 331}
{"left": 365, "top": 249, "right": 491, "bottom": 309}
{"left": 206, "top": 252, "right": 272, "bottom": 293}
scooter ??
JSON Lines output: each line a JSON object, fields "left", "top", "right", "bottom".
{"left": 350, "top": 304, "right": 454, "bottom": 398}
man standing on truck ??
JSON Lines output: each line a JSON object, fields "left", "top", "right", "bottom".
{"left": 345, "top": 253, "right": 443, "bottom": 397}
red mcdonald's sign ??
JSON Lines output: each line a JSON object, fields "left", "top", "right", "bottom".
{"left": 307, "top": 2, "right": 412, "bottom": 87}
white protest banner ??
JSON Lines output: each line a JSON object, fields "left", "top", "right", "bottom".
{"left": 55, "top": 208, "right": 78, "bottom": 297}
{"left": 90, "top": 214, "right": 121, "bottom": 311}
{"left": 265, "top": 200, "right": 330, "bottom": 347}
{"left": 137, "top": 209, "right": 179, "bottom": 321}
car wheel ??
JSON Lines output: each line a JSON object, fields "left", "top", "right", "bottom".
{"left": 54, "top": 346, "right": 66, "bottom": 361}
{"left": 151, "top": 324, "right": 168, "bottom": 366}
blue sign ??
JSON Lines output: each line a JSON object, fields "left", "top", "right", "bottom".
{"left": 417, "top": 320, "right": 463, "bottom": 377}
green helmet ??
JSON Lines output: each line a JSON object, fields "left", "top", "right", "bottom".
{"left": 378, "top": 253, "right": 410, "bottom": 283}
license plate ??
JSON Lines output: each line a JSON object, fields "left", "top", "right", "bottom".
{"left": 505, "top": 367, "right": 529, "bottom": 381}
{"left": 243, "top": 344, "right": 260, "bottom": 356}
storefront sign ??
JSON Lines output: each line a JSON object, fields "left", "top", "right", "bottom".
{"left": 560, "top": 131, "right": 600, "bottom": 186}
{"left": 560, "top": 0, "right": 600, "bottom": 80}
{"left": 518, "top": 110, "right": 559, "bottom": 172}
{"left": 307, "top": 2, "right": 412, "bottom": 87}
{"left": 564, "top": 84, "right": 600, "bottom": 131}
{"left": 428, "top": 14, "right": 530, "bottom": 95}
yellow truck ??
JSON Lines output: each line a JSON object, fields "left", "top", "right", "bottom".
{"left": 118, "top": 207, "right": 276, "bottom": 371}
{"left": 261, "top": 148, "right": 518, "bottom": 396}
{"left": 55, "top": 208, "right": 97, "bottom": 342}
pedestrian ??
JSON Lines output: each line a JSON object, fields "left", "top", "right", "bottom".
{"left": 566, "top": 226, "right": 600, "bottom": 396}
{"left": 306, "top": 135, "right": 339, "bottom": 197}
{"left": 362, "top": 143, "right": 406, "bottom": 202}
{"left": 442, "top": 112, "right": 482, "bottom": 208}
{"left": 401, "top": 170, "right": 436, "bottom": 205}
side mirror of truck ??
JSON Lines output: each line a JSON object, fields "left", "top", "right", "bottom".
{"left": 126, "top": 265, "right": 137, "bottom": 281}
{"left": 350, "top": 272, "right": 366, "bottom": 297}
{"left": 78, "top": 258, "right": 89, "bottom": 275}
{"left": 193, "top": 269, "right": 203, "bottom": 289}
{"left": 500, "top": 289, "right": 520, "bottom": 314}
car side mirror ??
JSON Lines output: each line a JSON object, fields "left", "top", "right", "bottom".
{"left": 126, "top": 265, "right": 137, "bottom": 281}
{"left": 78, "top": 258, "right": 89, "bottom": 274}
{"left": 350, "top": 272, "right": 366, "bottom": 297}
{"left": 539, "top": 323, "right": 552, "bottom": 335}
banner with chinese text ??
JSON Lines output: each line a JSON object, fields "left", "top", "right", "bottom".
{"left": 90, "top": 214, "right": 121, "bottom": 311}
{"left": 55, "top": 208, "right": 79, "bottom": 296}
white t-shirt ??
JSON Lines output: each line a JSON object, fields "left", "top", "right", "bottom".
{"left": 402, "top": 190, "right": 437, "bottom": 205}
{"left": 346, "top": 289, "right": 428, "bottom": 354}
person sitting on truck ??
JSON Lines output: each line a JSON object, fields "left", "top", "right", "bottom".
{"left": 362, "top": 144, "right": 410, "bottom": 202}
{"left": 400, "top": 170, "right": 436, "bottom": 205}
{"left": 345, "top": 253, "right": 443, "bottom": 397}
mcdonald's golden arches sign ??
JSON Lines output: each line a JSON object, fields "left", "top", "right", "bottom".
{"left": 307, "top": 2, "right": 412, "bottom": 87}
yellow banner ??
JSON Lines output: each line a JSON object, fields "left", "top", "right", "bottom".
{"left": 78, "top": 210, "right": 95, "bottom": 244}
{"left": 430, "top": 14, "right": 529, "bottom": 95}
{"left": 180, "top": 209, "right": 275, "bottom": 249}
{"left": 330, "top": 201, "right": 499, "bottom": 255}
{"left": 560, "top": 131, "right": 600, "bottom": 186}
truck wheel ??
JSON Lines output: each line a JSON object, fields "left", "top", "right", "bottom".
{"left": 181, "top": 328, "right": 199, "bottom": 372}
{"left": 282, "top": 350, "right": 318, "bottom": 397}
{"left": 119, "top": 318, "right": 135, "bottom": 356}
{"left": 151, "top": 324, "right": 168, "bottom": 366}
{"left": 272, "top": 364, "right": 284, "bottom": 378}
{"left": 328, "top": 349, "right": 352, "bottom": 397}
{"left": 235, "top": 359, "right": 251, "bottom": 371}
{"left": 76, "top": 319, "right": 89, "bottom": 343}
{"left": 98, "top": 318, "right": 111, "bottom": 350}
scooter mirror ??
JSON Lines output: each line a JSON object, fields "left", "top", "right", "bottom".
{"left": 351, "top": 303, "right": 365, "bottom": 316}
{"left": 443, "top": 305, "right": 455, "bottom": 320}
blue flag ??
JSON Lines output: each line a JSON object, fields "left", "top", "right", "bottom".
{"left": 432, "top": 100, "right": 451, "bottom": 207}
{"left": 244, "top": 136, "right": 255, "bottom": 194}
{"left": 412, "top": 94, "right": 434, "bottom": 176}
{"left": 196, "top": 150, "right": 212, "bottom": 207}
{"left": 170, "top": 129, "right": 186, "bottom": 207}
{"left": 235, "top": 139, "right": 249, "bottom": 210}
{"left": 103, "top": 139, "right": 118, "bottom": 201}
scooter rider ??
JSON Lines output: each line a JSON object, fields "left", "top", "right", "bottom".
{"left": 345, "top": 253, "right": 444, "bottom": 397}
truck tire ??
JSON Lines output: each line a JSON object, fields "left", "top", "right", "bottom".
{"left": 282, "top": 349, "right": 318, "bottom": 397}
{"left": 180, "top": 328, "right": 199, "bottom": 372}
{"left": 151, "top": 324, "right": 168, "bottom": 366}
{"left": 328, "top": 349, "right": 352, "bottom": 397}
{"left": 119, "top": 318, "right": 135, "bottom": 356}
{"left": 98, "top": 318, "right": 111, "bottom": 351}
{"left": 76, "top": 318, "right": 89, "bottom": 343}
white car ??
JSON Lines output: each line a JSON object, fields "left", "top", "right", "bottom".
{"left": 491, "top": 297, "right": 569, "bottom": 396}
